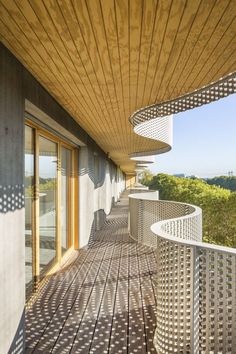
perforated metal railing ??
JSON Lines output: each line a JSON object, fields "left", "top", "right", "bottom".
{"left": 129, "top": 72, "right": 236, "bottom": 128}
{"left": 129, "top": 191, "right": 236, "bottom": 354}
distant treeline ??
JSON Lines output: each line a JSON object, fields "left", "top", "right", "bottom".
{"left": 25, "top": 176, "right": 56, "bottom": 197}
{"left": 206, "top": 176, "right": 236, "bottom": 192}
{"left": 141, "top": 172, "right": 236, "bottom": 248}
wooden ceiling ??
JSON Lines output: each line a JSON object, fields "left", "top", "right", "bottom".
{"left": 0, "top": 0, "right": 235, "bottom": 173}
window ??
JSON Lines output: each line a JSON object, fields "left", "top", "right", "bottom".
{"left": 39, "top": 136, "right": 57, "bottom": 272}
{"left": 24, "top": 121, "right": 77, "bottom": 296}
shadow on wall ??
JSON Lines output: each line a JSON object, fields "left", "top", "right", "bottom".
{"left": 88, "top": 209, "right": 105, "bottom": 245}
{"left": 79, "top": 149, "right": 117, "bottom": 190}
{"left": 0, "top": 184, "right": 24, "bottom": 213}
{"left": 78, "top": 146, "right": 123, "bottom": 245}
{"left": 87, "top": 197, "right": 116, "bottom": 245}
{"left": 7, "top": 310, "right": 25, "bottom": 354}
{"left": 88, "top": 200, "right": 114, "bottom": 245}
{"left": 0, "top": 185, "right": 25, "bottom": 354}
{"left": 78, "top": 149, "right": 105, "bottom": 189}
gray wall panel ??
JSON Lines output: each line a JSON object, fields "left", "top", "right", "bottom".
{"left": 0, "top": 43, "right": 25, "bottom": 354}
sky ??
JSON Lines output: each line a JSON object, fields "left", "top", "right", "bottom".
{"left": 149, "top": 93, "right": 236, "bottom": 178}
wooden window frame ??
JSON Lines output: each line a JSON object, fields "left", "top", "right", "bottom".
{"left": 25, "top": 119, "right": 79, "bottom": 289}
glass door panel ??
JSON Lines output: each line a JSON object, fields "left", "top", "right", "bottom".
{"left": 61, "top": 147, "right": 72, "bottom": 254}
{"left": 24, "top": 125, "right": 34, "bottom": 288}
{"left": 24, "top": 121, "right": 76, "bottom": 293}
{"left": 39, "top": 136, "right": 57, "bottom": 273}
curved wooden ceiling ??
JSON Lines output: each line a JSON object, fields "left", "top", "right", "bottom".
{"left": 0, "top": 0, "right": 235, "bottom": 173}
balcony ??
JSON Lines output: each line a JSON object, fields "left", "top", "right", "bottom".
{"left": 0, "top": 2, "right": 236, "bottom": 353}
{"left": 25, "top": 188, "right": 236, "bottom": 353}
{"left": 25, "top": 190, "right": 157, "bottom": 353}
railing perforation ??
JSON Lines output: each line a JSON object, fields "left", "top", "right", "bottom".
{"left": 129, "top": 190, "right": 236, "bottom": 354}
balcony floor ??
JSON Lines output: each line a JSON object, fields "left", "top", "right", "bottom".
{"left": 25, "top": 192, "right": 157, "bottom": 353}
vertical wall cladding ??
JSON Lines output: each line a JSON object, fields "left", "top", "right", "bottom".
{"left": 79, "top": 146, "right": 125, "bottom": 247}
{"left": 0, "top": 44, "right": 25, "bottom": 354}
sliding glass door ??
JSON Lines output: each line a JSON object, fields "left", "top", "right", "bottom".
{"left": 24, "top": 122, "right": 76, "bottom": 294}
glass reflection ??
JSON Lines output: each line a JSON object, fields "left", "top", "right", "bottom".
{"left": 39, "top": 136, "right": 57, "bottom": 272}
{"left": 61, "top": 147, "right": 72, "bottom": 254}
{"left": 25, "top": 125, "right": 34, "bottom": 288}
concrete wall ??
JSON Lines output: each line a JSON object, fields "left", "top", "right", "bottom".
{"left": 126, "top": 175, "right": 136, "bottom": 188}
{"left": 0, "top": 43, "right": 126, "bottom": 353}
{"left": 0, "top": 43, "right": 25, "bottom": 354}
{"left": 79, "top": 146, "right": 125, "bottom": 247}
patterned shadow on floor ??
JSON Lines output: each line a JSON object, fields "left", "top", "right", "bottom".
{"left": 25, "top": 192, "right": 157, "bottom": 354}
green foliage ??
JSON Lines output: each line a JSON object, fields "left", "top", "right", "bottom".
{"left": 25, "top": 178, "right": 56, "bottom": 197}
{"left": 206, "top": 176, "right": 236, "bottom": 192}
{"left": 39, "top": 178, "right": 56, "bottom": 192}
{"left": 145, "top": 173, "right": 236, "bottom": 248}
{"left": 140, "top": 169, "right": 153, "bottom": 186}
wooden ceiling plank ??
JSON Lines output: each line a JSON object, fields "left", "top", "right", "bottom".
{"left": 148, "top": 0, "right": 187, "bottom": 105}
{"left": 198, "top": 33, "right": 236, "bottom": 89}
{"left": 115, "top": 0, "right": 135, "bottom": 151}
{"left": 0, "top": 2, "right": 115, "bottom": 154}
{"left": 0, "top": 1, "right": 70, "bottom": 106}
{"left": 156, "top": 0, "right": 202, "bottom": 102}
{"left": 79, "top": 0, "right": 125, "bottom": 152}
{"left": 44, "top": 0, "right": 107, "bottom": 117}
{"left": 72, "top": 0, "right": 119, "bottom": 119}
{"left": 84, "top": 0, "right": 123, "bottom": 142}
{"left": 70, "top": 1, "right": 123, "bottom": 153}
{"left": 99, "top": 0, "right": 128, "bottom": 153}
{"left": 0, "top": 26, "right": 63, "bottom": 102}
{"left": 39, "top": 4, "right": 125, "bottom": 152}
{"left": 114, "top": 0, "right": 130, "bottom": 120}
{"left": 137, "top": 0, "right": 158, "bottom": 109}
{"left": 0, "top": 36, "right": 100, "bottom": 139}
{"left": 189, "top": 15, "right": 236, "bottom": 89}
{"left": 13, "top": 0, "right": 109, "bottom": 136}
{"left": 164, "top": 0, "right": 215, "bottom": 101}
{"left": 42, "top": 0, "right": 119, "bottom": 150}
{"left": 72, "top": 0, "right": 137, "bottom": 166}
{"left": 141, "top": 0, "right": 172, "bottom": 108}
{"left": 57, "top": 0, "right": 121, "bottom": 150}
{"left": 27, "top": 0, "right": 110, "bottom": 134}
{"left": 220, "top": 61, "right": 236, "bottom": 80}
{"left": 173, "top": 0, "right": 231, "bottom": 95}
{"left": 129, "top": 0, "right": 143, "bottom": 116}
{"left": 0, "top": 2, "right": 89, "bottom": 120}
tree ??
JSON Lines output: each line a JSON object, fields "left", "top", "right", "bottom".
{"left": 147, "top": 173, "right": 236, "bottom": 247}
{"left": 140, "top": 169, "right": 154, "bottom": 186}
{"left": 206, "top": 176, "right": 236, "bottom": 192}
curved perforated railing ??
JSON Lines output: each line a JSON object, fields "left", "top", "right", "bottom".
{"left": 129, "top": 115, "right": 173, "bottom": 158}
{"left": 129, "top": 73, "right": 235, "bottom": 158}
{"left": 129, "top": 191, "right": 236, "bottom": 354}
{"left": 130, "top": 72, "right": 236, "bottom": 128}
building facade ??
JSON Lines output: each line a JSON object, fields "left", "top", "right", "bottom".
{"left": 0, "top": 1, "right": 236, "bottom": 352}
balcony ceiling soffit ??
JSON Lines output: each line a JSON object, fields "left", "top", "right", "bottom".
{"left": 0, "top": 0, "right": 236, "bottom": 173}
